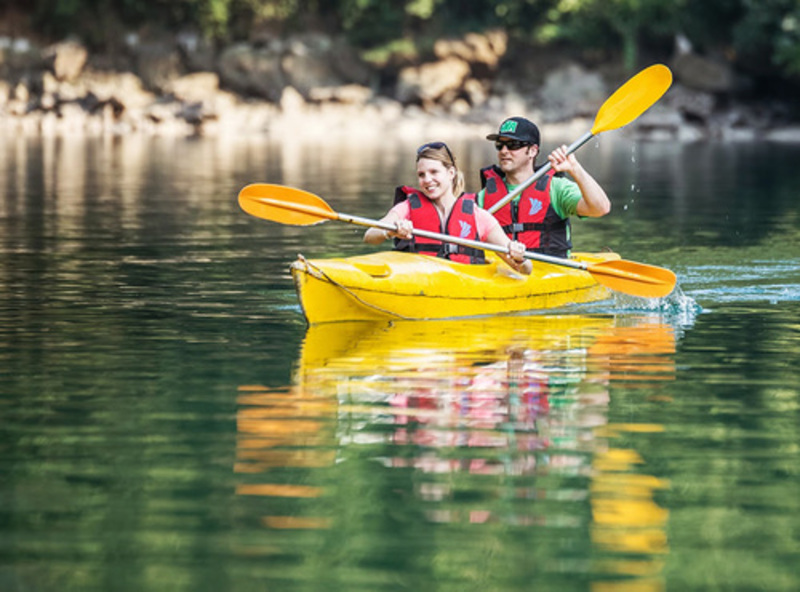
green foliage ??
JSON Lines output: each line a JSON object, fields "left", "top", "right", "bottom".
{"left": 775, "top": 12, "right": 800, "bottom": 75}
{"left": 733, "top": 0, "right": 800, "bottom": 78}
{"left": 537, "top": 0, "right": 684, "bottom": 70}
{"left": 405, "top": 0, "right": 437, "bottom": 19}
{"left": 335, "top": 0, "right": 414, "bottom": 48}
{"left": 674, "top": 0, "right": 745, "bottom": 51}
{"left": 9, "top": 0, "right": 800, "bottom": 84}
{"left": 196, "top": 0, "right": 231, "bottom": 39}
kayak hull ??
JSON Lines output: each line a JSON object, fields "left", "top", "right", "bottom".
{"left": 290, "top": 251, "right": 617, "bottom": 324}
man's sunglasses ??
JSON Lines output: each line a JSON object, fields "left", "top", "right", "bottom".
{"left": 417, "top": 141, "right": 455, "bottom": 164}
{"left": 495, "top": 140, "right": 531, "bottom": 151}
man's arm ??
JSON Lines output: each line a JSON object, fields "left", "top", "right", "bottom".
{"left": 548, "top": 145, "right": 610, "bottom": 218}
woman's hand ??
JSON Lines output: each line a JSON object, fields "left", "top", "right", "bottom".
{"left": 391, "top": 219, "right": 413, "bottom": 240}
{"left": 505, "top": 240, "right": 531, "bottom": 275}
{"left": 364, "top": 214, "right": 412, "bottom": 244}
{"left": 508, "top": 240, "right": 526, "bottom": 264}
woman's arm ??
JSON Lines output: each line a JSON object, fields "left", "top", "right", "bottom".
{"left": 364, "top": 203, "right": 413, "bottom": 245}
{"left": 483, "top": 215, "right": 532, "bottom": 275}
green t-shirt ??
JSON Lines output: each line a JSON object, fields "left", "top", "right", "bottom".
{"left": 476, "top": 176, "right": 582, "bottom": 219}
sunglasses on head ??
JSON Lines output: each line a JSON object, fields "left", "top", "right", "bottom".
{"left": 417, "top": 141, "right": 455, "bottom": 164}
{"left": 495, "top": 139, "right": 530, "bottom": 151}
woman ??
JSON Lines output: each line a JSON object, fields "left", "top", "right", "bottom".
{"left": 364, "top": 142, "right": 532, "bottom": 275}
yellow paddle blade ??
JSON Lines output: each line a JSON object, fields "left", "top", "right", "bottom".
{"left": 592, "top": 64, "right": 672, "bottom": 135}
{"left": 587, "top": 259, "right": 677, "bottom": 299}
{"left": 238, "top": 183, "right": 336, "bottom": 226}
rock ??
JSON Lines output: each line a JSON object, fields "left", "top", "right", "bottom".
{"left": 176, "top": 31, "right": 217, "bottom": 72}
{"left": 462, "top": 78, "right": 489, "bottom": 106}
{"left": 327, "top": 38, "right": 373, "bottom": 87}
{"left": 671, "top": 52, "right": 734, "bottom": 94}
{"left": 282, "top": 51, "right": 343, "bottom": 98}
{"left": 135, "top": 42, "right": 183, "bottom": 93}
{"left": 1, "top": 36, "right": 44, "bottom": 72}
{"left": 81, "top": 70, "right": 155, "bottom": 110}
{"left": 765, "top": 126, "right": 800, "bottom": 142}
{"left": 433, "top": 30, "right": 508, "bottom": 77}
{"left": 39, "top": 90, "right": 56, "bottom": 110}
{"left": 165, "top": 72, "right": 220, "bottom": 102}
{"left": 539, "top": 63, "right": 607, "bottom": 121}
{"left": 0, "top": 29, "right": 795, "bottom": 140}
{"left": 0, "top": 80, "right": 9, "bottom": 106}
{"left": 279, "top": 85, "right": 305, "bottom": 113}
{"left": 629, "top": 104, "right": 684, "bottom": 139}
{"left": 13, "top": 81, "right": 29, "bottom": 102}
{"left": 42, "top": 41, "right": 88, "bottom": 82}
{"left": 664, "top": 85, "right": 716, "bottom": 122}
{"left": 396, "top": 57, "right": 471, "bottom": 105}
{"left": 218, "top": 43, "right": 285, "bottom": 101}
{"left": 450, "top": 98, "right": 471, "bottom": 116}
{"left": 307, "top": 84, "right": 372, "bottom": 104}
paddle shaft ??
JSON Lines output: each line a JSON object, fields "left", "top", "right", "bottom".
{"left": 486, "top": 131, "right": 593, "bottom": 214}
{"left": 242, "top": 190, "right": 677, "bottom": 295}
{"left": 256, "top": 195, "right": 589, "bottom": 271}
{"left": 351, "top": 209, "right": 671, "bottom": 288}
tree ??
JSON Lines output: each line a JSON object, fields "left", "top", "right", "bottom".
{"left": 539, "top": 0, "right": 683, "bottom": 71}
{"left": 733, "top": 0, "right": 800, "bottom": 79}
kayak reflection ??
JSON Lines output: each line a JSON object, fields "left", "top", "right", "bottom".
{"left": 236, "top": 313, "right": 679, "bottom": 588}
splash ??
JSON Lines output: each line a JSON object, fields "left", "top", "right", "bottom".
{"left": 612, "top": 286, "right": 701, "bottom": 326}
{"left": 566, "top": 286, "right": 701, "bottom": 336}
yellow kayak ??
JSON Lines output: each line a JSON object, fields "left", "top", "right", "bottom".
{"left": 290, "top": 250, "right": 619, "bottom": 324}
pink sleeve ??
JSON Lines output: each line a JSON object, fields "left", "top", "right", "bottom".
{"left": 475, "top": 208, "right": 499, "bottom": 241}
{"left": 389, "top": 200, "right": 412, "bottom": 220}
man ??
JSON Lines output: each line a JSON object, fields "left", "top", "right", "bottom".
{"left": 477, "top": 116, "right": 610, "bottom": 258}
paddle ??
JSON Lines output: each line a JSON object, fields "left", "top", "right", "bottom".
{"left": 238, "top": 183, "right": 676, "bottom": 298}
{"left": 487, "top": 63, "right": 673, "bottom": 214}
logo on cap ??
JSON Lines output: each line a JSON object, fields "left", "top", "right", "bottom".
{"left": 499, "top": 120, "right": 518, "bottom": 134}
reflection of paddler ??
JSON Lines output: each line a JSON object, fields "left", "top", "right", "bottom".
{"left": 235, "top": 385, "right": 338, "bottom": 474}
{"left": 234, "top": 384, "right": 338, "bottom": 531}
{"left": 587, "top": 317, "right": 677, "bottom": 385}
{"left": 296, "top": 315, "right": 617, "bottom": 479}
{"left": 292, "top": 314, "right": 678, "bottom": 443}
{"left": 590, "top": 434, "right": 670, "bottom": 585}
{"left": 296, "top": 314, "right": 615, "bottom": 380}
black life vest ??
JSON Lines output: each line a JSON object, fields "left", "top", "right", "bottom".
{"left": 392, "top": 186, "right": 486, "bottom": 264}
{"left": 480, "top": 165, "right": 572, "bottom": 257}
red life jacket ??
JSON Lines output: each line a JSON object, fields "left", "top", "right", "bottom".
{"left": 480, "top": 165, "right": 572, "bottom": 257}
{"left": 392, "top": 186, "right": 486, "bottom": 264}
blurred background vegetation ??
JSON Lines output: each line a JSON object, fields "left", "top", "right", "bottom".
{"left": 2, "top": 0, "right": 799, "bottom": 90}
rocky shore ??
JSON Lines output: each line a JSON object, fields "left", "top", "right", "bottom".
{"left": 2, "top": 31, "right": 799, "bottom": 142}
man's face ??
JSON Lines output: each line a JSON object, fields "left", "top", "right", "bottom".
{"left": 495, "top": 138, "right": 537, "bottom": 175}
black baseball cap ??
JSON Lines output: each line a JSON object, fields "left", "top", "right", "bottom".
{"left": 486, "top": 117, "right": 540, "bottom": 145}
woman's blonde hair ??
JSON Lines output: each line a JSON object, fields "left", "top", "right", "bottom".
{"left": 416, "top": 142, "right": 465, "bottom": 197}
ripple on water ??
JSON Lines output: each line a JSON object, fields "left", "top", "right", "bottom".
{"left": 679, "top": 261, "right": 800, "bottom": 306}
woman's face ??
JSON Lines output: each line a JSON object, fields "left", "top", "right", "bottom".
{"left": 416, "top": 157, "right": 454, "bottom": 201}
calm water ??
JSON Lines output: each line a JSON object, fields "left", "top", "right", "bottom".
{"left": 1, "top": 133, "right": 799, "bottom": 591}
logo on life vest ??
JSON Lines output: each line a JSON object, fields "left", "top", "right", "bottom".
{"left": 499, "top": 120, "right": 518, "bottom": 134}
{"left": 528, "top": 198, "right": 543, "bottom": 216}
{"left": 459, "top": 221, "right": 473, "bottom": 238}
